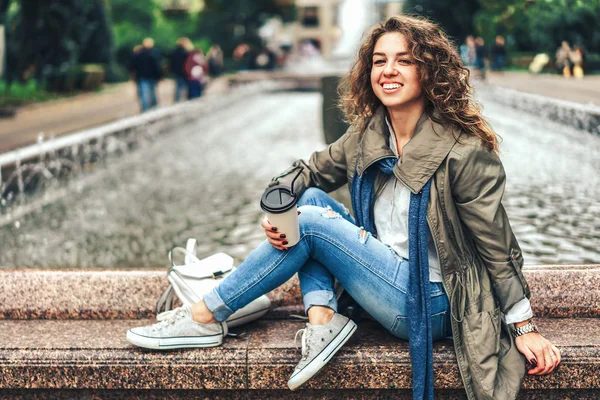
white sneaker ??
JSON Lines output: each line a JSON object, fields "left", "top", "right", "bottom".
{"left": 126, "top": 305, "right": 228, "bottom": 350}
{"left": 287, "top": 313, "right": 357, "bottom": 390}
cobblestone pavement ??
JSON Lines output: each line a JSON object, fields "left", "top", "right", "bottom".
{"left": 0, "top": 91, "right": 598, "bottom": 268}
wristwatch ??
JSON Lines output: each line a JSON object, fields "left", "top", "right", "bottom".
{"left": 513, "top": 320, "right": 538, "bottom": 337}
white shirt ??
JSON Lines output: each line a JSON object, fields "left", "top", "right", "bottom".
{"left": 372, "top": 117, "right": 533, "bottom": 324}
{"left": 373, "top": 120, "right": 443, "bottom": 282}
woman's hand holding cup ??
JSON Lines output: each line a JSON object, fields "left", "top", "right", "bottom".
{"left": 260, "top": 183, "right": 302, "bottom": 250}
{"left": 261, "top": 214, "right": 289, "bottom": 251}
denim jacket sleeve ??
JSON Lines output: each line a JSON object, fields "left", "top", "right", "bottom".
{"left": 450, "top": 142, "right": 531, "bottom": 314}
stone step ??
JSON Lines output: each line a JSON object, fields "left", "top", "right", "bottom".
{"left": 1, "top": 265, "right": 599, "bottom": 319}
{"left": 1, "top": 318, "right": 598, "bottom": 393}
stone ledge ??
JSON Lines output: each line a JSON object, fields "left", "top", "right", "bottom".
{"left": 1, "top": 265, "right": 599, "bottom": 319}
{"left": 4, "top": 389, "right": 600, "bottom": 400}
{"left": 1, "top": 318, "right": 598, "bottom": 391}
{"left": 477, "top": 84, "right": 600, "bottom": 135}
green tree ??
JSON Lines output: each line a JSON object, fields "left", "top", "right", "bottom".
{"left": 197, "top": 0, "right": 294, "bottom": 59}
{"left": 402, "top": 0, "right": 482, "bottom": 43}
{"left": 108, "top": 0, "right": 201, "bottom": 77}
{"left": 476, "top": 0, "right": 600, "bottom": 53}
{"left": 525, "top": 0, "right": 600, "bottom": 53}
{"left": 4, "top": 0, "right": 115, "bottom": 89}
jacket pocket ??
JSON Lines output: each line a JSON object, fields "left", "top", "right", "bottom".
{"left": 462, "top": 307, "right": 501, "bottom": 394}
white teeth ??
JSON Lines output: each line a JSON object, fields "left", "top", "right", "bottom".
{"left": 382, "top": 83, "right": 401, "bottom": 89}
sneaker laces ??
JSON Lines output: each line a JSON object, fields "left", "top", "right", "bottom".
{"left": 294, "top": 327, "right": 309, "bottom": 359}
{"left": 156, "top": 308, "right": 177, "bottom": 321}
{"left": 153, "top": 307, "right": 186, "bottom": 332}
{"left": 157, "top": 307, "right": 238, "bottom": 337}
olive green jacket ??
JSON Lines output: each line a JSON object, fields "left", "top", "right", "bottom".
{"left": 271, "top": 106, "right": 529, "bottom": 399}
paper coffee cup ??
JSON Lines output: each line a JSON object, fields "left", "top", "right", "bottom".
{"left": 260, "top": 184, "right": 300, "bottom": 247}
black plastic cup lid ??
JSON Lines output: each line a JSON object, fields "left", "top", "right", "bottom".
{"left": 260, "top": 185, "right": 297, "bottom": 214}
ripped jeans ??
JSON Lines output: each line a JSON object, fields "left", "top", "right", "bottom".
{"left": 203, "top": 188, "right": 451, "bottom": 340}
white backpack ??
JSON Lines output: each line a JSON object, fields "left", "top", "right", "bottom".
{"left": 156, "top": 238, "right": 271, "bottom": 328}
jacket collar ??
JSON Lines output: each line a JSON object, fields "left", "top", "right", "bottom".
{"left": 356, "top": 105, "right": 459, "bottom": 194}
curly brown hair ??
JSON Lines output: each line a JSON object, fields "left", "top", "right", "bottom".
{"left": 339, "top": 15, "right": 499, "bottom": 152}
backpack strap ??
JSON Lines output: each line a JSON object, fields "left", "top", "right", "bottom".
{"left": 155, "top": 285, "right": 175, "bottom": 315}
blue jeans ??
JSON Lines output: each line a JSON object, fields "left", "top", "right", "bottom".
{"left": 204, "top": 188, "right": 451, "bottom": 340}
{"left": 174, "top": 76, "right": 187, "bottom": 102}
{"left": 139, "top": 79, "right": 158, "bottom": 112}
{"left": 492, "top": 55, "right": 505, "bottom": 71}
{"left": 187, "top": 80, "right": 205, "bottom": 99}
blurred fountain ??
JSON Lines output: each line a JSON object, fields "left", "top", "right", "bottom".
{"left": 0, "top": 81, "right": 277, "bottom": 226}
{"left": 333, "top": 0, "right": 376, "bottom": 59}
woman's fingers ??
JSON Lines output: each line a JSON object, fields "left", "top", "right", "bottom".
{"left": 260, "top": 215, "right": 274, "bottom": 231}
{"left": 541, "top": 346, "right": 555, "bottom": 374}
{"left": 261, "top": 215, "right": 288, "bottom": 250}
{"left": 517, "top": 332, "right": 561, "bottom": 375}
{"left": 267, "top": 236, "right": 288, "bottom": 251}
{"left": 517, "top": 340, "right": 539, "bottom": 374}
{"left": 551, "top": 344, "right": 562, "bottom": 367}
{"left": 528, "top": 348, "right": 546, "bottom": 375}
{"left": 265, "top": 229, "right": 287, "bottom": 240}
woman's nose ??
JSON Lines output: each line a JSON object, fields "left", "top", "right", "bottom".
{"left": 383, "top": 62, "right": 397, "bottom": 76}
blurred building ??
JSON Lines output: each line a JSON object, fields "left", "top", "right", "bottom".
{"left": 267, "top": 0, "right": 405, "bottom": 60}
{"left": 293, "top": 0, "right": 343, "bottom": 58}
{"left": 374, "top": 0, "right": 404, "bottom": 20}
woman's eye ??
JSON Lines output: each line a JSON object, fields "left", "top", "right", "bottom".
{"left": 399, "top": 59, "right": 412, "bottom": 65}
{"left": 373, "top": 59, "right": 385, "bottom": 65}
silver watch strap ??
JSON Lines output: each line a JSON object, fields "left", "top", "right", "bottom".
{"left": 513, "top": 321, "right": 538, "bottom": 337}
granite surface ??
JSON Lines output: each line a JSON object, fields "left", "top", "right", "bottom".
{"left": 1, "top": 318, "right": 599, "bottom": 391}
{"left": 0, "top": 269, "right": 301, "bottom": 320}
{"left": 3, "top": 388, "right": 600, "bottom": 399}
{"left": 1, "top": 265, "right": 599, "bottom": 320}
{"left": 0, "top": 270, "right": 167, "bottom": 320}
{"left": 0, "top": 319, "right": 248, "bottom": 390}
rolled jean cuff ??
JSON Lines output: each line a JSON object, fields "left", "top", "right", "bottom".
{"left": 303, "top": 290, "right": 338, "bottom": 314}
{"left": 203, "top": 287, "right": 234, "bottom": 322}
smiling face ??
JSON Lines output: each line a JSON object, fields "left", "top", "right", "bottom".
{"left": 370, "top": 33, "right": 424, "bottom": 112}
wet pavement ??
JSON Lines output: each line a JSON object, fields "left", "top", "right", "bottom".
{"left": 0, "top": 90, "right": 598, "bottom": 268}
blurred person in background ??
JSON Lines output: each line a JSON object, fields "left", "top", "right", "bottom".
{"left": 529, "top": 53, "right": 551, "bottom": 74}
{"left": 233, "top": 43, "right": 252, "bottom": 71}
{"left": 474, "top": 36, "right": 487, "bottom": 71}
{"left": 131, "top": 38, "right": 162, "bottom": 112}
{"left": 129, "top": 44, "right": 144, "bottom": 109}
{"left": 170, "top": 37, "right": 193, "bottom": 102}
{"left": 491, "top": 35, "right": 506, "bottom": 71}
{"left": 207, "top": 45, "right": 224, "bottom": 77}
{"left": 184, "top": 48, "right": 209, "bottom": 99}
{"left": 569, "top": 45, "right": 584, "bottom": 79}
{"left": 255, "top": 47, "right": 277, "bottom": 70}
{"left": 459, "top": 35, "right": 475, "bottom": 66}
{"left": 555, "top": 41, "right": 572, "bottom": 77}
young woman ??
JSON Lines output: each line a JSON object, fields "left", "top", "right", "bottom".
{"left": 127, "top": 16, "right": 561, "bottom": 399}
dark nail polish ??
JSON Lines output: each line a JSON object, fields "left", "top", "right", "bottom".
{"left": 272, "top": 227, "right": 278, "bottom": 232}
{"left": 282, "top": 241, "right": 288, "bottom": 245}
{"left": 526, "top": 359, "right": 537, "bottom": 370}
{"left": 280, "top": 234, "right": 286, "bottom": 239}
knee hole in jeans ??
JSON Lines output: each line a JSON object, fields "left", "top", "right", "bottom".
{"left": 320, "top": 206, "right": 341, "bottom": 219}
{"left": 358, "top": 227, "right": 369, "bottom": 244}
